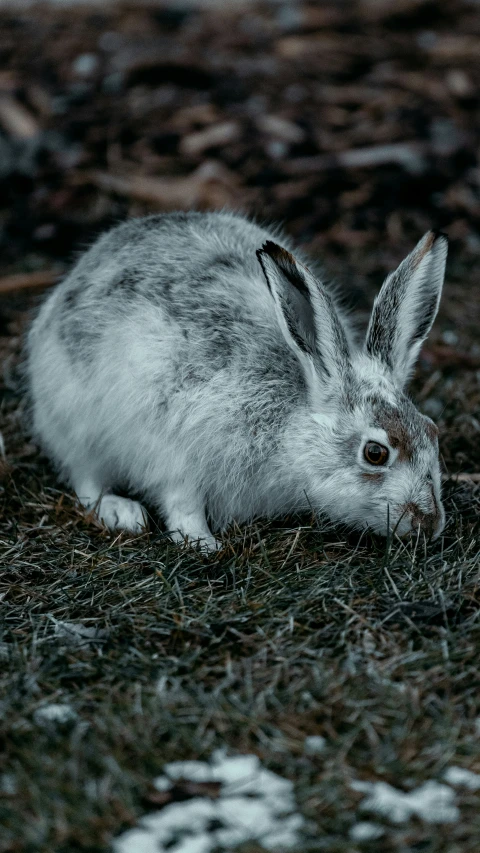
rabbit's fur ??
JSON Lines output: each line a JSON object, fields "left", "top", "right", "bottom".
{"left": 26, "top": 211, "right": 447, "bottom": 548}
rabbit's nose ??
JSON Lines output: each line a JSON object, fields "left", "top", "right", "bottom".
{"left": 410, "top": 511, "right": 437, "bottom": 538}
{"left": 401, "top": 481, "right": 444, "bottom": 540}
{"left": 408, "top": 503, "right": 444, "bottom": 539}
{"left": 398, "top": 493, "right": 443, "bottom": 540}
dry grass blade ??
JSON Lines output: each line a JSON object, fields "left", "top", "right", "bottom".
{"left": 443, "top": 473, "right": 480, "bottom": 483}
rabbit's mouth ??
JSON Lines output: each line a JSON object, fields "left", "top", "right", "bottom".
{"left": 394, "top": 499, "right": 445, "bottom": 541}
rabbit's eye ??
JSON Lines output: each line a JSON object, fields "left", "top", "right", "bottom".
{"left": 364, "top": 442, "right": 389, "bottom": 466}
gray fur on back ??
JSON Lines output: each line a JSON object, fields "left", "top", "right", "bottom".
{"left": 56, "top": 211, "right": 351, "bottom": 372}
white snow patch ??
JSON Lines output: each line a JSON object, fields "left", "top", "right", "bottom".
{"left": 443, "top": 766, "right": 480, "bottom": 790}
{"left": 349, "top": 821, "right": 385, "bottom": 842}
{"left": 52, "top": 619, "right": 108, "bottom": 645}
{"left": 352, "top": 779, "right": 459, "bottom": 824}
{"left": 113, "top": 750, "right": 303, "bottom": 853}
{"left": 33, "top": 703, "right": 77, "bottom": 726}
{"left": 303, "top": 735, "right": 326, "bottom": 755}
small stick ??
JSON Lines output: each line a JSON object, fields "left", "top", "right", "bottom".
{"left": 442, "top": 473, "right": 480, "bottom": 483}
{"left": 84, "top": 161, "right": 238, "bottom": 208}
{"left": 0, "top": 93, "right": 39, "bottom": 139}
{"left": 284, "top": 142, "right": 428, "bottom": 176}
{"left": 0, "top": 269, "right": 61, "bottom": 295}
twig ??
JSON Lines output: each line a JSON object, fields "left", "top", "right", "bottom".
{"left": 284, "top": 142, "right": 428, "bottom": 176}
{"left": 0, "top": 269, "right": 62, "bottom": 295}
{"left": 442, "top": 473, "right": 480, "bottom": 483}
{"left": 0, "top": 93, "right": 40, "bottom": 139}
{"left": 84, "top": 161, "right": 238, "bottom": 209}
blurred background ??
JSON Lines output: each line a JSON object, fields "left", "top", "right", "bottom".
{"left": 0, "top": 0, "right": 479, "bottom": 468}
{"left": 3, "top": 8, "right": 480, "bottom": 852}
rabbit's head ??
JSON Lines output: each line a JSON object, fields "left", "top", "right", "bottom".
{"left": 257, "top": 231, "right": 447, "bottom": 539}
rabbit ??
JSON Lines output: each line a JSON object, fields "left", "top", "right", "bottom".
{"left": 26, "top": 210, "right": 447, "bottom": 549}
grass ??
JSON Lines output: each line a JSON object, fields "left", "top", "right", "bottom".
{"left": 1, "top": 422, "right": 480, "bottom": 851}
{"left": 0, "top": 262, "right": 479, "bottom": 853}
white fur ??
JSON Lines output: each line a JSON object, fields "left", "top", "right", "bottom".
{"left": 25, "top": 212, "right": 446, "bottom": 545}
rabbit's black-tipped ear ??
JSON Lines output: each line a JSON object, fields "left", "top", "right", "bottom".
{"left": 256, "top": 241, "right": 350, "bottom": 383}
{"left": 365, "top": 231, "right": 447, "bottom": 387}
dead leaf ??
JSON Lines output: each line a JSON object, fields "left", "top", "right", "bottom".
{"left": 0, "top": 94, "right": 40, "bottom": 139}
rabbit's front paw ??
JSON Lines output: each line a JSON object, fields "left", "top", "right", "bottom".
{"left": 97, "top": 495, "right": 147, "bottom": 533}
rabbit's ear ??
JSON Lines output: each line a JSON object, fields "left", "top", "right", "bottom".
{"left": 256, "top": 241, "right": 350, "bottom": 382}
{"left": 365, "top": 231, "right": 447, "bottom": 386}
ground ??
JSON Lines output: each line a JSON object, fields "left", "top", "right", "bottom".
{"left": 1, "top": 1, "right": 480, "bottom": 851}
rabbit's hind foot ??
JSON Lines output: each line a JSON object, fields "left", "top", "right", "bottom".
{"left": 95, "top": 494, "right": 147, "bottom": 533}
{"left": 74, "top": 476, "right": 148, "bottom": 534}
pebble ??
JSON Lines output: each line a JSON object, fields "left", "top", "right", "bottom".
{"left": 72, "top": 53, "right": 99, "bottom": 78}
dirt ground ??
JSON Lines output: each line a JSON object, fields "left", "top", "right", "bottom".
{"left": 1, "top": 1, "right": 480, "bottom": 851}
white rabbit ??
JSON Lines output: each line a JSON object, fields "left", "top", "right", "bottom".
{"left": 26, "top": 211, "right": 447, "bottom": 548}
